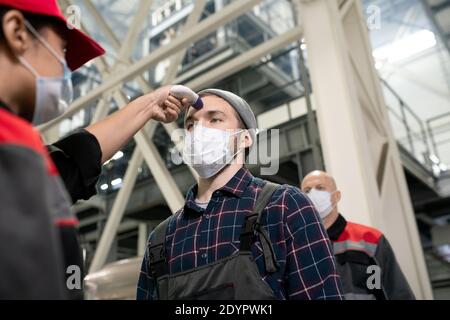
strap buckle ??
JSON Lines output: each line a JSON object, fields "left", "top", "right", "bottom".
{"left": 148, "top": 243, "right": 167, "bottom": 279}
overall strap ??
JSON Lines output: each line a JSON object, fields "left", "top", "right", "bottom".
{"left": 240, "top": 181, "right": 280, "bottom": 273}
{"left": 148, "top": 216, "right": 172, "bottom": 280}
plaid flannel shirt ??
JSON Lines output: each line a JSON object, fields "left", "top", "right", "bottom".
{"left": 137, "top": 168, "right": 343, "bottom": 300}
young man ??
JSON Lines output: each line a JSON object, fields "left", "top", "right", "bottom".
{"left": 301, "top": 170, "right": 415, "bottom": 300}
{"left": 137, "top": 89, "right": 343, "bottom": 300}
{"left": 0, "top": 0, "right": 187, "bottom": 299}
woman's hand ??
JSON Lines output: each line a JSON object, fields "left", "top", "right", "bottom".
{"left": 86, "top": 85, "right": 191, "bottom": 163}
{"left": 138, "top": 85, "right": 190, "bottom": 123}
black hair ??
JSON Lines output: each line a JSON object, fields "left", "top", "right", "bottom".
{"left": 0, "top": 6, "right": 63, "bottom": 42}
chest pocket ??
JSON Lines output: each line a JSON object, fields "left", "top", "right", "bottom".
{"left": 336, "top": 251, "right": 386, "bottom": 300}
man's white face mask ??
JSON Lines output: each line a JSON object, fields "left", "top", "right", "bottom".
{"left": 182, "top": 123, "right": 244, "bottom": 179}
{"left": 306, "top": 189, "right": 336, "bottom": 219}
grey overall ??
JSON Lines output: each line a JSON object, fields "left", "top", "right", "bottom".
{"left": 148, "top": 182, "right": 280, "bottom": 300}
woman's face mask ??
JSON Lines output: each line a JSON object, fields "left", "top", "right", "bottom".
{"left": 182, "top": 123, "right": 245, "bottom": 179}
{"left": 18, "top": 20, "right": 73, "bottom": 125}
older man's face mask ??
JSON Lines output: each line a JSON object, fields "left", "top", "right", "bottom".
{"left": 306, "top": 189, "right": 337, "bottom": 219}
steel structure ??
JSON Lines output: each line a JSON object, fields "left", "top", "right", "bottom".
{"left": 297, "top": 0, "right": 433, "bottom": 299}
{"left": 36, "top": 0, "right": 435, "bottom": 298}
{"left": 46, "top": 0, "right": 304, "bottom": 274}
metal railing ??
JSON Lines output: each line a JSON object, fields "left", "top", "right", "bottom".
{"left": 382, "top": 79, "right": 434, "bottom": 171}
{"left": 426, "top": 111, "right": 450, "bottom": 173}
{"left": 157, "top": 0, "right": 298, "bottom": 83}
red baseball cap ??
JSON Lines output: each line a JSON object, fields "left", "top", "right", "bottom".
{"left": 0, "top": 0, "right": 105, "bottom": 70}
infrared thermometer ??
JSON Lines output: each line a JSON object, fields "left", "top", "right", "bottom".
{"left": 170, "top": 85, "right": 203, "bottom": 109}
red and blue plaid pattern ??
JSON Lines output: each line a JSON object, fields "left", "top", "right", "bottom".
{"left": 137, "top": 168, "right": 343, "bottom": 300}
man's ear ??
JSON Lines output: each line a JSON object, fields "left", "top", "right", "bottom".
{"left": 243, "top": 129, "right": 252, "bottom": 149}
{"left": 2, "top": 10, "right": 31, "bottom": 57}
{"left": 334, "top": 190, "right": 341, "bottom": 204}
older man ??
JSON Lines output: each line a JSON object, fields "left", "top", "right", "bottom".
{"left": 301, "top": 170, "right": 415, "bottom": 300}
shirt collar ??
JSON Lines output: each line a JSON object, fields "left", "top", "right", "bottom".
{"left": 327, "top": 213, "right": 347, "bottom": 241}
{"left": 217, "top": 167, "right": 253, "bottom": 198}
{"left": 184, "top": 167, "right": 254, "bottom": 214}
{"left": 184, "top": 185, "right": 203, "bottom": 213}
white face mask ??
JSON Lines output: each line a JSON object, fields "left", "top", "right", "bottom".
{"left": 306, "top": 189, "right": 336, "bottom": 219}
{"left": 18, "top": 20, "right": 73, "bottom": 125}
{"left": 182, "top": 124, "right": 244, "bottom": 179}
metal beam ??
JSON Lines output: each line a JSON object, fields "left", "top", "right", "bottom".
{"left": 61, "top": 0, "right": 149, "bottom": 127}
{"left": 163, "top": 0, "right": 207, "bottom": 83}
{"left": 89, "top": 148, "right": 143, "bottom": 273}
{"left": 291, "top": 0, "right": 323, "bottom": 170}
{"left": 136, "top": 0, "right": 206, "bottom": 179}
{"left": 184, "top": 26, "right": 304, "bottom": 90}
{"left": 81, "top": 0, "right": 121, "bottom": 50}
{"left": 137, "top": 223, "right": 148, "bottom": 256}
{"left": 297, "top": 0, "right": 433, "bottom": 299}
{"left": 88, "top": 0, "right": 201, "bottom": 184}
{"left": 111, "top": 90, "right": 185, "bottom": 212}
{"left": 430, "top": 0, "right": 450, "bottom": 13}
{"left": 65, "top": 0, "right": 192, "bottom": 185}
{"left": 89, "top": 26, "right": 305, "bottom": 273}
{"left": 420, "top": 0, "right": 450, "bottom": 57}
{"left": 87, "top": 0, "right": 154, "bottom": 123}
{"left": 380, "top": 63, "right": 450, "bottom": 101}
{"left": 38, "top": 0, "right": 262, "bottom": 131}
{"left": 82, "top": 220, "right": 140, "bottom": 243}
{"left": 61, "top": 0, "right": 311, "bottom": 275}
{"left": 89, "top": 91, "right": 186, "bottom": 273}
{"left": 67, "top": 0, "right": 185, "bottom": 272}
{"left": 91, "top": 96, "right": 111, "bottom": 124}
{"left": 83, "top": 0, "right": 207, "bottom": 273}
{"left": 116, "top": 0, "right": 154, "bottom": 61}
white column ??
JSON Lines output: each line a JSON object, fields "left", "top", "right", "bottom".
{"left": 297, "top": 0, "right": 433, "bottom": 299}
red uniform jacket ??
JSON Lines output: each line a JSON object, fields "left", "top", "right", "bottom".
{"left": 0, "top": 102, "right": 101, "bottom": 299}
{"left": 328, "top": 214, "right": 415, "bottom": 300}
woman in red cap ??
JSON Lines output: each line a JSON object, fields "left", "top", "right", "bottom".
{"left": 0, "top": 0, "right": 187, "bottom": 299}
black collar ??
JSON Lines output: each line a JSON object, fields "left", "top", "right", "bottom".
{"left": 327, "top": 213, "right": 347, "bottom": 241}
{"left": 0, "top": 99, "right": 13, "bottom": 113}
